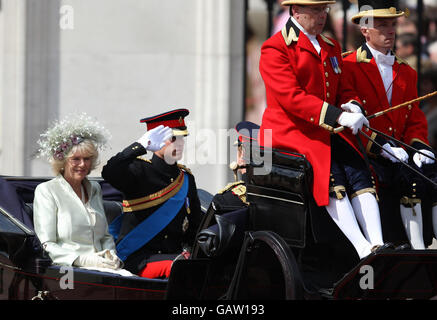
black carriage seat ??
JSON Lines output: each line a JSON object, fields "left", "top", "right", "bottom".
{"left": 103, "top": 201, "right": 123, "bottom": 225}
{"left": 185, "top": 188, "right": 248, "bottom": 299}
{"left": 180, "top": 145, "right": 314, "bottom": 299}
{"left": 245, "top": 145, "right": 313, "bottom": 248}
{"left": 0, "top": 177, "right": 43, "bottom": 266}
{"left": 197, "top": 188, "right": 214, "bottom": 214}
{"left": 196, "top": 207, "right": 248, "bottom": 258}
{"left": 167, "top": 206, "right": 249, "bottom": 300}
{"left": 244, "top": 146, "right": 370, "bottom": 293}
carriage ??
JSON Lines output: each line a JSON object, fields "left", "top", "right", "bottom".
{"left": 1, "top": 144, "right": 437, "bottom": 300}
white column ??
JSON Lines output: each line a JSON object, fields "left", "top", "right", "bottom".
{"left": 192, "top": 0, "right": 245, "bottom": 192}
{"left": 0, "top": 0, "right": 60, "bottom": 176}
{"left": 0, "top": 0, "right": 26, "bottom": 175}
{"left": 24, "top": 0, "right": 60, "bottom": 176}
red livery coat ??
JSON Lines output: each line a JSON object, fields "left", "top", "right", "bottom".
{"left": 341, "top": 44, "right": 430, "bottom": 157}
{"left": 258, "top": 19, "right": 361, "bottom": 206}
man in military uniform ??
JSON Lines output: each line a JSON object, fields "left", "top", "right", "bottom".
{"left": 210, "top": 121, "right": 259, "bottom": 215}
{"left": 101, "top": 109, "right": 202, "bottom": 278}
{"left": 195, "top": 121, "right": 258, "bottom": 259}
{"left": 342, "top": 0, "right": 437, "bottom": 248}
{"left": 258, "top": 0, "right": 387, "bottom": 259}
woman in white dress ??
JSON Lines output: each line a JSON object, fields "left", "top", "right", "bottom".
{"left": 33, "top": 113, "right": 125, "bottom": 272}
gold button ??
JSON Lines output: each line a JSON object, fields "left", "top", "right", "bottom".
{"left": 389, "top": 127, "right": 392, "bottom": 131}
{"left": 170, "top": 178, "right": 174, "bottom": 182}
{"left": 405, "top": 115, "right": 408, "bottom": 119}
{"left": 158, "top": 250, "right": 162, "bottom": 254}
{"left": 326, "top": 82, "right": 330, "bottom": 87}
{"left": 325, "top": 72, "right": 329, "bottom": 77}
{"left": 310, "top": 117, "right": 314, "bottom": 122}
{"left": 326, "top": 92, "right": 330, "bottom": 98}
{"left": 324, "top": 61, "right": 327, "bottom": 66}
{"left": 363, "top": 100, "right": 366, "bottom": 104}
{"left": 164, "top": 235, "right": 168, "bottom": 239}
{"left": 408, "top": 104, "right": 412, "bottom": 110}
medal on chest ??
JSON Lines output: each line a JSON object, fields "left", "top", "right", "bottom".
{"left": 329, "top": 56, "right": 341, "bottom": 74}
{"left": 182, "top": 216, "right": 189, "bottom": 233}
{"left": 182, "top": 197, "right": 191, "bottom": 232}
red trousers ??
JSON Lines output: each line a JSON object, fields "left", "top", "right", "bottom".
{"left": 138, "top": 260, "right": 172, "bottom": 279}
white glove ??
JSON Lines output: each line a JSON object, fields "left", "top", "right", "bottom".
{"left": 337, "top": 112, "right": 369, "bottom": 135}
{"left": 73, "top": 252, "right": 119, "bottom": 270}
{"left": 380, "top": 143, "right": 409, "bottom": 163}
{"left": 341, "top": 102, "right": 362, "bottom": 114}
{"left": 96, "top": 249, "right": 123, "bottom": 269}
{"left": 137, "top": 125, "right": 173, "bottom": 152}
{"left": 413, "top": 149, "right": 435, "bottom": 168}
{"left": 108, "top": 249, "right": 123, "bottom": 269}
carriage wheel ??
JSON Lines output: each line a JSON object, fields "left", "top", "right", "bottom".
{"left": 226, "top": 231, "right": 304, "bottom": 300}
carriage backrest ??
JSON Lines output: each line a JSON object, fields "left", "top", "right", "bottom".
{"left": 244, "top": 145, "right": 313, "bottom": 248}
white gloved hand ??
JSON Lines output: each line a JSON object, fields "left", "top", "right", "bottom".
{"left": 341, "top": 102, "right": 362, "bottom": 114}
{"left": 337, "top": 112, "right": 369, "bottom": 135}
{"left": 413, "top": 149, "right": 435, "bottom": 168}
{"left": 137, "top": 125, "right": 173, "bottom": 152}
{"left": 380, "top": 143, "right": 409, "bottom": 163}
{"left": 108, "top": 249, "right": 123, "bottom": 269}
{"left": 96, "top": 249, "right": 122, "bottom": 269}
{"left": 73, "top": 252, "right": 119, "bottom": 269}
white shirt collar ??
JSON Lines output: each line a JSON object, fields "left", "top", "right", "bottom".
{"left": 366, "top": 43, "right": 394, "bottom": 104}
{"left": 366, "top": 43, "right": 393, "bottom": 62}
{"left": 291, "top": 16, "right": 321, "bottom": 54}
{"left": 291, "top": 16, "right": 316, "bottom": 40}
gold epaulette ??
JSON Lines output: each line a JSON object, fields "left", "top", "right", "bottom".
{"left": 231, "top": 183, "right": 248, "bottom": 204}
{"left": 282, "top": 24, "right": 298, "bottom": 46}
{"left": 356, "top": 46, "right": 371, "bottom": 63}
{"left": 320, "top": 34, "right": 334, "bottom": 47}
{"left": 341, "top": 50, "right": 354, "bottom": 58}
{"left": 136, "top": 156, "right": 151, "bottom": 163}
{"left": 217, "top": 180, "right": 245, "bottom": 194}
{"left": 177, "top": 163, "right": 192, "bottom": 175}
{"left": 395, "top": 56, "right": 408, "bottom": 65}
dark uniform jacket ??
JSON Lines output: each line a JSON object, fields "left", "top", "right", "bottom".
{"left": 101, "top": 142, "right": 201, "bottom": 274}
{"left": 211, "top": 181, "right": 248, "bottom": 215}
